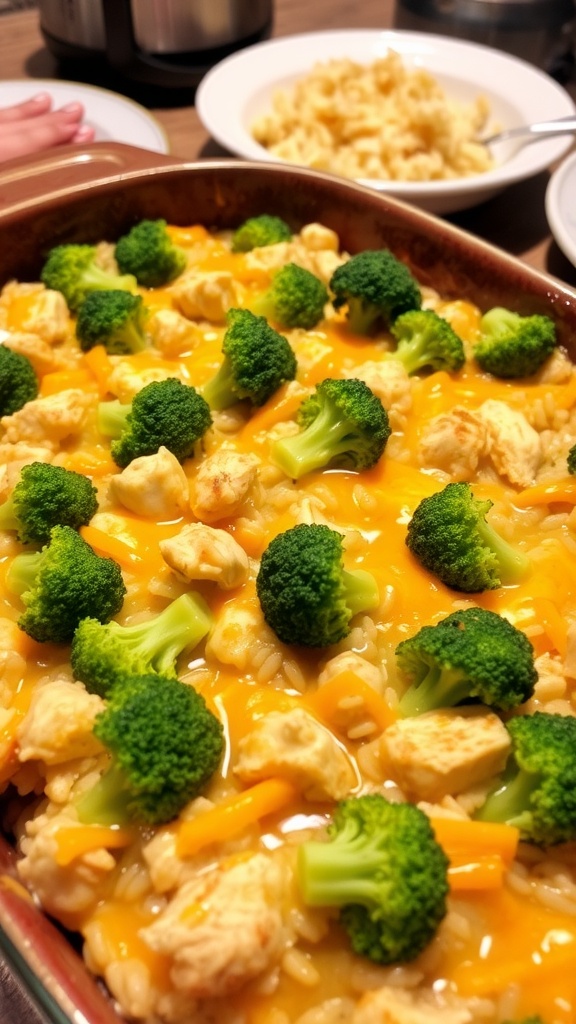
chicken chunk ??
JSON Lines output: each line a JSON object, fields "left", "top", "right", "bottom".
{"left": 348, "top": 359, "right": 413, "bottom": 431}
{"left": 318, "top": 651, "right": 385, "bottom": 692}
{"left": 234, "top": 707, "right": 357, "bottom": 800}
{"left": 477, "top": 399, "right": 541, "bottom": 488}
{"left": 191, "top": 449, "right": 260, "bottom": 523}
{"left": 147, "top": 308, "right": 205, "bottom": 358}
{"left": 381, "top": 706, "right": 511, "bottom": 802}
{"left": 205, "top": 602, "right": 268, "bottom": 671}
{"left": 107, "top": 362, "right": 174, "bottom": 402}
{"left": 160, "top": 523, "right": 249, "bottom": 590}
{"left": 1, "top": 329, "right": 65, "bottom": 375}
{"left": 418, "top": 406, "right": 487, "bottom": 482}
{"left": 140, "top": 852, "right": 287, "bottom": 998}
{"left": 19, "top": 288, "right": 70, "bottom": 344}
{"left": 299, "top": 222, "right": 340, "bottom": 253}
{"left": 18, "top": 678, "right": 105, "bottom": 765}
{"left": 244, "top": 224, "right": 346, "bottom": 286}
{"left": 110, "top": 446, "right": 189, "bottom": 520}
{"left": 1, "top": 389, "right": 94, "bottom": 446}
{"left": 171, "top": 269, "right": 242, "bottom": 323}
{"left": 17, "top": 802, "right": 116, "bottom": 919}
{"left": 353, "top": 985, "right": 473, "bottom": 1024}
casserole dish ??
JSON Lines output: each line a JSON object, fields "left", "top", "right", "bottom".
{"left": 2, "top": 144, "right": 576, "bottom": 1024}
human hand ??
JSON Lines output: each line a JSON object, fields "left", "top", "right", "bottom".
{"left": 0, "top": 92, "right": 95, "bottom": 163}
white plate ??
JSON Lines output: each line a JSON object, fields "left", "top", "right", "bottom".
{"left": 0, "top": 79, "right": 169, "bottom": 154}
{"left": 546, "top": 150, "right": 576, "bottom": 268}
{"left": 196, "top": 29, "right": 575, "bottom": 215}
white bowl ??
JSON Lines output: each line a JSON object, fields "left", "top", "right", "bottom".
{"left": 196, "top": 29, "right": 576, "bottom": 215}
{"left": 546, "top": 149, "right": 576, "bottom": 269}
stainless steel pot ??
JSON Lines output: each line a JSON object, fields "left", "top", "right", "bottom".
{"left": 393, "top": 0, "right": 575, "bottom": 78}
{"left": 38, "top": 0, "right": 273, "bottom": 87}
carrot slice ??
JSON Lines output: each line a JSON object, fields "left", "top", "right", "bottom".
{"left": 79, "top": 524, "right": 143, "bottom": 570}
{"left": 430, "top": 817, "right": 520, "bottom": 863}
{"left": 306, "top": 669, "right": 397, "bottom": 735}
{"left": 53, "top": 826, "right": 136, "bottom": 867}
{"left": 176, "top": 778, "right": 298, "bottom": 859}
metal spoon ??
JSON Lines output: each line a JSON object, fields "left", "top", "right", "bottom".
{"left": 483, "top": 116, "right": 576, "bottom": 160}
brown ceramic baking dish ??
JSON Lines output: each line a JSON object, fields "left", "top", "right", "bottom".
{"left": 1, "top": 141, "right": 576, "bottom": 1024}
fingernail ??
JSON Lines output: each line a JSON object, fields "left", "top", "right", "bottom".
{"left": 72, "top": 125, "right": 94, "bottom": 142}
{"left": 30, "top": 92, "right": 51, "bottom": 104}
{"left": 61, "top": 102, "right": 83, "bottom": 114}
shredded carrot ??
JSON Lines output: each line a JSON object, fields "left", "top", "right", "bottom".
{"left": 448, "top": 854, "right": 505, "bottom": 890}
{"left": 176, "top": 778, "right": 298, "bottom": 859}
{"left": 514, "top": 478, "right": 576, "bottom": 509}
{"left": 79, "top": 524, "right": 143, "bottom": 570}
{"left": 306, "top": 669, "right": 397, "bottom": 735}
{"left": 40, "top": 369, "right": 94, "bottom": 396}
{"left": 430, "top": 817, "right": 520, "bottom": 864}
{"left": 82, "top": 345, "right": 114, "bottom": 396}
{"left": 53, "top": 826, "right": 136, "bottom": 867}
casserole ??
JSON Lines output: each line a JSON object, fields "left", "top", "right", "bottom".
{"left": 2, "top": 144, "right": 576, "bottom": 1024}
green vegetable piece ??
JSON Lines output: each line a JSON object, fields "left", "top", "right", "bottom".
{"left": 253, "top": 262, "right": 329, "bottom": 330}
{"left": 40, "top": 243, "right": 137, "bottom": 312}
{"left": 329, "top": 250, "right": 421, "bottom": 334}
{"left": 5, "top": 524, "right": 126, "bottom": 644}
{"left": 75, "top": 290, "right": 148, "bottom": 354}
{"left": 474, "top": 307, "right": 557, "bottom": 379}
{"left": 231, "top": 215, "right": 292, "bottom": 253}
{"left": 256, "top": 522, "right": 379, "bottom": 647}
{"left": 396, "top": 607, "right": 537, "bottom": 717}
{"left": 0, "top": 344, "right": 38, "bottom": 416}
{"left": 0, "top": 461, "right": 98, "bottom": 544}
{"left": 272, "top": 377, "right": 390, "bottom": 479}
{"left": 297, "top": 794, "right": 449, "bottom": 964}
{"left": 115, "top": 219, "right": 187, "bottom": 287}
{"left": 388, "top": 308, "right": 465, "bottom": 375}
{"left": 406, "top": 482, "right": 530, "bottom": 593}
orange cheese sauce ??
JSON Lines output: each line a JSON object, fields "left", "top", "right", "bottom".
{"left": 2, "top": 224, "right": 576, "bottom": 1024}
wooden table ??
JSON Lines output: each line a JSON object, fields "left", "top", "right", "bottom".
{"left": 2, "top": 0, "right": 576, "bottom": 288}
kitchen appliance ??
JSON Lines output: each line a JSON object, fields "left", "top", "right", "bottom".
{"left": 38, "top": 0, "right": 274, "bottom": 88}
{"left": 393, "top": 0, "right": 575, "bottom": 79}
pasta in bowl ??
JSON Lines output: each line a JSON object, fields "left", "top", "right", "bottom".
{"left": 2, "top": 152, "right": 576, "bottom": 1024}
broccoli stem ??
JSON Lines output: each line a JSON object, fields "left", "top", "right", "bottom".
{"left": 5, "top": 551, "right": 44, "bottom": 598}
{"left": 475, "top": 764, "right": 536, "bottom": 830}
{"left": 98, "top": 400, "right": 132, "bottom": 439}
{"left": 202, "top": 362, "right": 239, "bottom": 411}
{"left": 274, "top": 405, "right": 363, "bottom": 478}
{"left": 116, "top": 592, "right": 212, "bottom": 672}
{"left": 398, "top": 664, "right": 470, "bottom": 718}
{"left": 0, "top": 496, "right": 20, "bottom": 534}
{"left": 298, "top": 829, "right": 388, "bottom": 908}
{"left": 347, "top": 298, "right": 381, "bottom": 336}
{"left": 76, "top": 761, "right": 132, "bottom": 826}
{"left": 477, "top": 517, "right": 530, "bottom": 585}
{"left": 387, "top": 337, "right": 430, "bottom": 376}
{"left": 342, "top": 569, "right": 380, "bottom": 617}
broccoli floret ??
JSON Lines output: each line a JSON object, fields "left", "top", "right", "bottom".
{"left": 473, "top": 307, "right": 557, "bottom": 379}
{"left": 75, "top": 290, "right": 148, "bottom": 355}
{"left": 272, "top": 377, "right": 390, "bottom": 480}
{"left": 5, "top": 524, "right": 125, "bottom": 644}
{"left": 253, "top": 262, "right": 329, "bottom": 330}
{"left": 75, "top": 673, "right": 224, "bottom": 826}
{"left": 97, "top": 377, "right": 212, "bottom": 468}
{"left": 202, "top": 308, "right": 297, "bottom": 411}
{"left": 40, "top": 244, "right": 137, "bottom": 312}
{"left": 567, "top": 444, "right": 576, "bottom": 475}
{"left": 0, "top": 462, "right": 98, "bottom": 544}
{"left": 114, "top": 219, "right": 187, "bottom": 287}
{"left": 256, "top": 523, "right": 379, "bottom": 647}
{"left": 0, "top": 344, "right": 38, "bottom": 416}
{"left": 475, "top": 712, "right": 576, "bottom": 846}
{"left": 71, "top": 592, "right": 212, "bottom": 698}
{"left": 388, "top": 309, "right": 465, "bottom": 375}
{"left": 406, "top": 482, "right": 530, "bottom": 593}
{"left": 297, "top": 794, "right": 449, "bottom": 964}
{"left": 329, "top": 250, "right": 421, "bottom": 335}
{"left": 231, "top": 214, "right": 292, "bottom": 253}
{"left": 395, "top": 607, "right": 537, "bottom": 717}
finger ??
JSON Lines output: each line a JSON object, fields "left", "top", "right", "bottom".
{"left": 0, "top": 113, "right": 92, "bottom": 162}
{"left": 0, "top": 92, "right": 53, "bottom": 124}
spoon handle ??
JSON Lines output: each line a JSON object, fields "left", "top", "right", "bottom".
{"left": 487, "top": 116, "right": 576, "bottom": 145}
